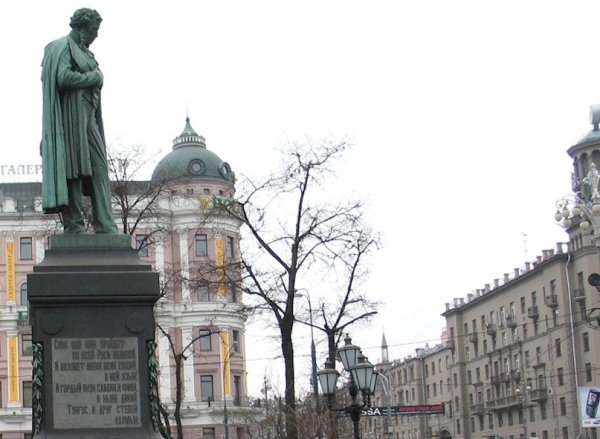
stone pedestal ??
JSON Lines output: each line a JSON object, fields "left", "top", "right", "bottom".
{"left": 27, "top": 235, "right": 164, "bottom": 438}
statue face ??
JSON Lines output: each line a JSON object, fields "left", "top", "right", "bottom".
{"left": 79, "top": 23, "right": 100, "bottom": 47}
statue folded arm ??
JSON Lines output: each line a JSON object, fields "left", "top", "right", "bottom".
{"left": 56, "top": 50, "right": 102, "bottom": 90}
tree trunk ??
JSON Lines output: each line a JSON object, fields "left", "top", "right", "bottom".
{"left": 174, "top": 355, "right": 184, "bottom": 438}
{"left": 280, "top": 318, "right": 297, "bottom": 439}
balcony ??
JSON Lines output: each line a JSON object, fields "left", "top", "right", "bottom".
{"left": 511, "top": 369, "right": 521, "bottom": 381}
{"left": 470, "top": 403, "right": 486, "bottom": 415}
{"left": 17, "top": 311, "right": 29, "bottom": 327}
{"left": 527, "top": 306, "right": 539, "bottom": 319}
{"left": 530, "top": 388, "right": 548, "bottom": 402}
{"left": 468, "top": 332, "right": 478, "bottom": 343}
{"left": 506, "top": 314, "right": 517, "bottom": 327}
{"left": 486, "top": 395, "right": 520, "bottom": 410}
{"left": 486, "top": 323, "right": 497, "bottom": 336}
{"left": 545, "top": 294, "right": 558, "bottom": 308}
{"left": 491, "top": 375, "right": 500, "bottom": 385}
{"left": 445, "top": 339, "right": 455, "bottom": 350}
{"left": 533, "top": 360, "right": 545, "bottom": 369}
{"left": 500, "top": 372, "right": 511, "bottom": 383}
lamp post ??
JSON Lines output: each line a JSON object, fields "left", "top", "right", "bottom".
{"left": 317, "top": 334, "right": 378, "bottom": 439}
{"left": 376, "top": 372, "right": 396, "bottom": 439}
{"left": 515, "top": 381, "right": 531, "bottom": 439}
{"left": 222, "top": 338, "right": 238, "bottom": 439}
{"left": 295, "top": 289, "right": 323, "bottom": 439}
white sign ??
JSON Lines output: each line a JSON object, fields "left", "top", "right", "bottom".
{"left": 579, "top": 386, "right": 600, "bottom": 428}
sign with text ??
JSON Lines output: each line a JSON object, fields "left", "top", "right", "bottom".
{"left": 52, "top": 337, "right": 141, "bottom": 429}
{"left": 361, "top": 404, "right": 445, "bottom": 417}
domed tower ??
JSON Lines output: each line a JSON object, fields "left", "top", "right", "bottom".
{"left": 567, "top": 106, "right": 600, "bottom": 200}
{"left": 141, "top": 118, "right": 251, "bottom": 436}
{"left": 152, "top": 117, "right": 235, "bottom": 192}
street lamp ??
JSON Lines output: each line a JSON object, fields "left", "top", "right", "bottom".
{"left": 317, "top": 334, "right": 377, "bottom": 439}
{"left": 295, "top": 289, "right": 323, "bottom": 439}
{"left": 515, "top": 381, "right": 532, "bottom": 439}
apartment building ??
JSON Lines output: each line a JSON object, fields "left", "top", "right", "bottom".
{"left": 370, "top": 114, "right": 600, "bottom": 439}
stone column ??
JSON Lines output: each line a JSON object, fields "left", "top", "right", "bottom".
{"left": 154, "top": 232, "right": 165, "bottom": 278}
{"left": 34, "top": 231, "right": 46, "bottom": 264}
{"left": 178, "top": 229, "right": 190, "bottom": 302}
{"left": 181, "top": 326, "right": 196, "bottom": 402}
{"left": 158, "top": 328, "right": 172, "bottom": 402}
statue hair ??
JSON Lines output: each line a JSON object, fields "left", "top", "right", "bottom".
{"left": 70, "top": 8, "right": 102, "bottom": 30}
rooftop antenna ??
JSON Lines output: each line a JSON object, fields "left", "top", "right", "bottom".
{"left": 520, "top": 232, "right": 528, "bottom": 262}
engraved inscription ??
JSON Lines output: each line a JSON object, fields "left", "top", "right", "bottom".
{"left": 52, "top": 337, "right": 141, "bottom": 429}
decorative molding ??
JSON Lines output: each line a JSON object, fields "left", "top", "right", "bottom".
{"left": 32, "top": 342, "right": 43, "bottom": 434}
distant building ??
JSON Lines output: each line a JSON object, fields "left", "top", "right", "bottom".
{"left": 0, "top": 119, "right": 256, "bottom": 438}
{"left": 370, "top": 115, "right": 600, "bottom": 439}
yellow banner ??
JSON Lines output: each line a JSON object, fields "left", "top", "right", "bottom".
{"left": 220, "top": 331, "right": 231, "bottom": 395}
{"left": 8, "top": 336, "right": 19, "bottom": 402}
{"left": 215, "top": 237, "right": 226, "bottom": 297}
{"left": 6, "top": 240, "right": 15, "bottom": 302}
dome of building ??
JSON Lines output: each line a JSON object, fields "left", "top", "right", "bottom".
{"left": 151, "top": 118, "right": 235, "bottom": 184}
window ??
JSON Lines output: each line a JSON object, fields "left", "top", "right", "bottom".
{"left": 20, "top": 237, "right": 33, "bottom": 260}
{"left": 195, "top": 234, "right": 208, "bottom": 256}
{"left": 558, "top": 368, "right": 564, "bottom": 386}
{"left": 200, "top": 375, "right": 214, "bottom": 401}
{"left": 560, "top": 397, "right": 567, "bottom": 415}
{"left": 136, "top": 235, "right": 148, "bottom": 257}
{"left": 562, "top": 426, "right": 569, "bottom": 439}
{"left": 234, "top": 375, "right": 242, "bottom": 406}
{"left": 525, "top": 351, "right": 530, "bottom": 367}
{"left": 22, "top": 381, "right": 32, "bottom": 408}
{"left": 20, "top": 283, "right": 28, "bottom": 306}
{"left": 203, "top": 428, "right": 216, "bottom": 439}
{"left": 229, "top": 282, "right": 237, "bottom": 302}
{"left": 586, "top": 363, "right": 593, "bottom": 382}
{"left": 203, "top": 188, "right": 210, "bottom": 195}
{"left": 22, "top": 334, "right": 33, "bottom": 356}
{"left": 555, "top": 338, "right": 562, "bottom": 357}
{"left": 226, "top": 236, "right": 234, "bottom": 259}
{"left": 232, "top": 330, "right": 240, "bottom": 353}
{"left": 541, "top": 403, "right": 547, "bottom": 420}
{"left": 197, "top": 281, "right": 209, "bottom": 302}
{"left": 521, "top": 297, "right": 526, "bottom": 314}
{"left": 199, "top": 330, "right": 211, "bottom": 351}
{"left": 584, "top": 332, "right": 590, "bottom": 352}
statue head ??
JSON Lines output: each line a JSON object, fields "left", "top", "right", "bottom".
{"left": 70, "top": 8, "right": 102, "bottom": 47}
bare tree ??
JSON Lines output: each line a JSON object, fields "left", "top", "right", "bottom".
{"left": 156, "top": 319, "right": 220, "bottom": 439}
{"left": 107, "top": 143, "right": 172, "bottom": 238}
{"left": 217, "top": 140, "right": 375, "bottom": 439}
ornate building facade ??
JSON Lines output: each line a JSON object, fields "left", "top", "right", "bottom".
{"left": 0, "top": 119, "right": 254, "bottom": 438}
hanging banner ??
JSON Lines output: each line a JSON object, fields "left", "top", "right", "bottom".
{"left": 215, "top": 237, "right": 226, "bottom": 298}
{"left": 8, "top": 335, "right": 19, "bottom": 402}
{"left": 6, "top": 240, "right": 15, "bottom": 302}
{"left": 220, "top": 331, "right": 231, "bottom": 395}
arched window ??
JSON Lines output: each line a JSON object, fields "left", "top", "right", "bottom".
{"left": 20, "top": 283, "right": 28, "bottom": 306}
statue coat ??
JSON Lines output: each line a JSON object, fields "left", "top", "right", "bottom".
{"left": 40, "top": 35, "right": 104, "bottom": 213}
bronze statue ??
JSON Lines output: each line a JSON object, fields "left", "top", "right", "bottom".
{"left": 40, "top": 8, "right": 117, "bottom": 234}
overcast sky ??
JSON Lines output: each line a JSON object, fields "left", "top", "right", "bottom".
{"left": 2, "top": 0, "right": 600, "bottom": 396}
